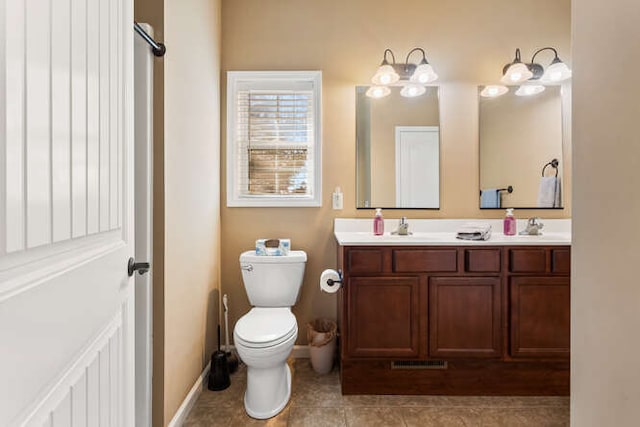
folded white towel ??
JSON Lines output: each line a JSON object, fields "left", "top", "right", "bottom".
{"left": 456, "top": 222, "right": 492, "bottom": 241}
{"left": 537, "top": 176, "right": 561, "bottom": 208}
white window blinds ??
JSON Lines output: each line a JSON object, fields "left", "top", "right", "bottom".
{"left": 227, "top": 72, "right": 322, "bottom": 207}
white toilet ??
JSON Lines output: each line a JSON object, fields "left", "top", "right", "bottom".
{"left": 233, "top": 250, "right": 307, "bottom": 419}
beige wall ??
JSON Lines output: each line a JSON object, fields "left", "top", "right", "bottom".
{"left": 136, "top": 0, "right": 222, "bottom": 424}
{"left": 221, "top": 0, "right": 571, "bottom": 344}
{"left": 480, "top": 86, "right": 564, "bottom": 207}
{"left": 369, "top": 89, "right": 440, "bottom": 206}
{"left": 163, "top": 0, "right": 221, "bottom": 425}
{"left": 572, "top": 0, "right": 640, "bottom": 425}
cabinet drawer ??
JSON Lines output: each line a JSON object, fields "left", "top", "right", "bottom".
{"left": 552, "top": 249, "right": 570, "bottom": 274}
{"left": 509, "top": 249, "right": 546, "bottom": 273}
{"left": 394, "top": 249, "right": 457, "bottom": 273}
{"left": 348, "top": 249, "right": 384, "bottom": 274}
{"left": 465, "top": 249, "right": 501, "bottom": 273}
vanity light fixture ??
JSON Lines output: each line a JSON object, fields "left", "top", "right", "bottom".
{"left": 365, "top": 86, "right": 391, "bottom": 98}
{"left": 515, "top": 84, "right": 545, "bottom": 97}
{"left": 502, "top": 47, "right": 572, "bottom": 84}
{"left": 367, "top": 48, "right": 438, "bottom": 98}
{"left": 400, "top": 83, "right": 427, "bottom": 98}
{"left": 480, "top": 85, "right": 509, "bottom": 98}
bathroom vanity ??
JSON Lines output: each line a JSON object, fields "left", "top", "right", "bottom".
{"left": 334, "top": 219, "right": 571, "bottom": 396}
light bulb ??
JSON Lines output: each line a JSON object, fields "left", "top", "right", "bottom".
{"left": 400, "top": 84, "right": 426, "bottom": 98}
{"left": 515, "top": 85, "right": 545, "bottom": 96}
{"left": 501, "top": 63, "right": 533, "bottom": 84}
{"left": 541, "top": 61, "right": 572, "bottom": 83}
{"left": 480, "top": 85, "right": 508, "bottom": 98}
{"left": 371, "top": 64, "right": 399, "bottom": 86}
{"left": 366, "top": 86, "right": 391, "bottom": 98}
{"left": 411, "top": 63, "right": 438, "bottom": 84}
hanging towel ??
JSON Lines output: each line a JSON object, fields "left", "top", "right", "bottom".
{"left": 537, "top": 177, "right": 561, "bottom": 208}
{"left": 553, "top": 176, "right": 562, "bottom": 208}
{"left": 480, "top": 189, "right": 500, "bottom": 208}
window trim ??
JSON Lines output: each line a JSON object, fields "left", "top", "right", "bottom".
{"left": 226, "top": 71, "right": 322, "bottom": 207}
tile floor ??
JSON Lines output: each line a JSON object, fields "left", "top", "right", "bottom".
{"left": 184, "top": 359, "right": 569, "bottom": 426}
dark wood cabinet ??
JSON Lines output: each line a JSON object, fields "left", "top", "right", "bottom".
{"left": 510, "top": 276, "right": 570, "bottom": 358}
{"left": 338, "top": 244, "right": 570, "bottom": 396}
{"left": 346, "top": 276, "right": 420, "bottom": 358}
{"left": 429, "top": 276, "right": 501, "bottom": 358}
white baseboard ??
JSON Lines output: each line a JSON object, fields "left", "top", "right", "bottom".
{"left": 169, "top": 345, "right": 310, "bottom": 426}
{"left": 168, "top": 362, "right": 211, "bottom": 427}
{"left": 291, "top": 344, "right": 310, "bottom": 358}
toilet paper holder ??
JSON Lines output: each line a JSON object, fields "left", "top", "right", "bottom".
{"left": 325, "top": 270, "right": 343, "bottom": 288}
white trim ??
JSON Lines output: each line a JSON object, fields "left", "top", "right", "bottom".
{"left": 226, "top": 70, "right": 322, "bottom": 208}
{"left": 134, "top": 22, "right": 154, "bottom": 427}
{"left": 168, "top": 363, "right": 211, "bottom": 427}
{"left": 291, "top": 345, "right": 310, "bottom": 359}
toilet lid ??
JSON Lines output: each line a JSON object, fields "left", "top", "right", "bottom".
{"left": 234, "top": 308, "right": 297, "bottom": 348}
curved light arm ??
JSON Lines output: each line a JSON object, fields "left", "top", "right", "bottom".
{"left": 405, "top": 47, "right": 428, "bottom": 64}
{"left": 381, "top": 48, "right": 396, "bottom": 65}
{"left": 530, "top": 47, "right": 559, "bottom": 64}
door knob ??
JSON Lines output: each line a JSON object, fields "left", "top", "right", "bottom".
{"left": 128, "top": 257, "right": 151, "bottom": 277}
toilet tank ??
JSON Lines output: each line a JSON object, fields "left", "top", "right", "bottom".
{"left": 239, "top": 250, "right": 307, "bottom": 307}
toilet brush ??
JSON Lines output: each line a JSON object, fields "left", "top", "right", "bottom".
{"left": 208, "top": 325, "right": 230, "bottom": 391}
{"left": 223, "top": 294, "right": 239, "bottom": 373}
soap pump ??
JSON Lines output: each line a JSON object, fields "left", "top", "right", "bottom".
{"left": 504, "top": 208, "right": 516, "bottom": 236}
{"left": 373, "top": 208, "right": 384, "bottom": 236}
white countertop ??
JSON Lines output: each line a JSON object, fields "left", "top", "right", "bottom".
{"left": 334, "top": 218, "right": 571, "bottom": 246}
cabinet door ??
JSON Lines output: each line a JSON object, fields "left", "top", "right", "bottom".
{"left": 347, "top": 276, "right": 420, "bottom": 358}
{"left": 510, "top": 276, "right": 570, "bottom": 358}
{"left": 429, "top": 277, "right": 502, "bottom": 358}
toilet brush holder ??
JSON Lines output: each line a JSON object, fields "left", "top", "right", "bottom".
{"left": 208, "top": 326, "right": 231, "bottom": 391}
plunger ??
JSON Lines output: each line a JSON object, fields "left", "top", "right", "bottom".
{"left": 223, "top": 294, "right": 239, "bottom": 373}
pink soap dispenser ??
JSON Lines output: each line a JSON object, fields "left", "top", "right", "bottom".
{"left": 504, "top": 208, "right": 516, "bottom": 236}
{"left": 373, "top": 208, "right": 385, "bottom": 236}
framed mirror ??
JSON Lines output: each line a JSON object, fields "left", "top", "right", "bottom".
{"left": 479, "top": 85, "right": 567, "bottom": 209}
{"left": 356, "top": 86, "right": 440, "bottom": 209}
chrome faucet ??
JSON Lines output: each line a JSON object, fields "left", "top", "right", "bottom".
{"left": 520, "top": 217, "right": 544, "bottom": 235}
{"left": 392, "top": 217, "right": 411, "bottom": 235}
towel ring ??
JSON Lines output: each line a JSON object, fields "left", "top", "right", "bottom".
{"left": 541, "top": 159, "right": 559, "bottom": 177}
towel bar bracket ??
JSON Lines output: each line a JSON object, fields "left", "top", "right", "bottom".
{"left": 542, "top": 159, "right": 559, "bottom": 177}
{"left": 134, "top": 22, "right": 166, "bottom": 57}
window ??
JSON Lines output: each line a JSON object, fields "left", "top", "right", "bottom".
{"left": 226, "top": 71, "right": 322, "bottom": 207}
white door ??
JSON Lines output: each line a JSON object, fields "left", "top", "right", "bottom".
{"left": 0, "top": 0, "right": 135, "bottom": 425}
{"left": 395, "top": 126, "right": 440, "bottom": 208}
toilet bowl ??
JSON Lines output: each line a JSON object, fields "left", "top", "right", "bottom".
{"left": 234, "top": 250, "right": 307, "bottom": 419}
{"left": 234, "top": 307, "right": 297, "bottom": 419}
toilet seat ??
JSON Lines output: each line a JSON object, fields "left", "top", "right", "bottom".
{"left": 235, "top": 308, "right": 297, "bottom": 349}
